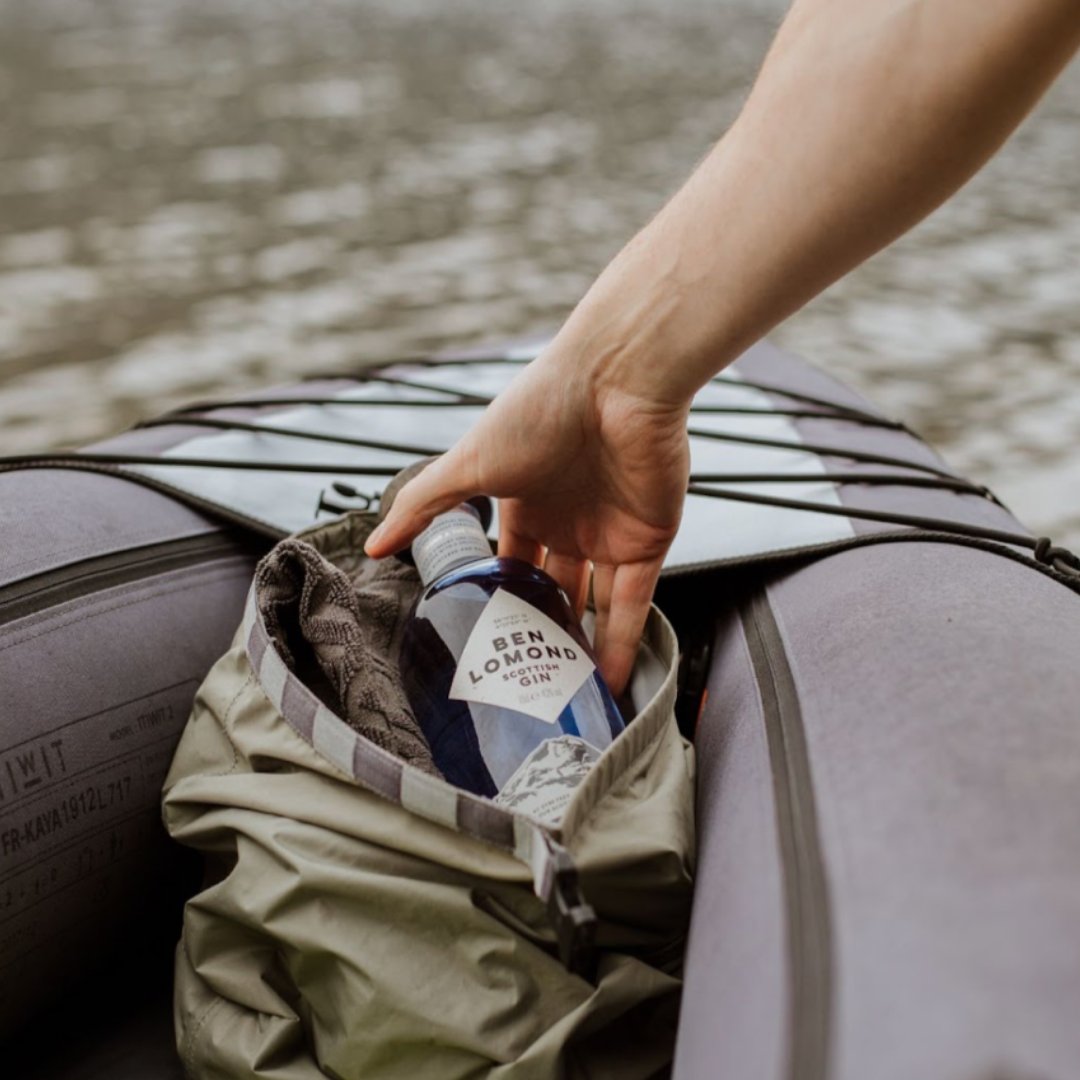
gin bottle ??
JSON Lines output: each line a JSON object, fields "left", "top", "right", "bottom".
{"left": 399, "top": 502, "right": 626, "bottom": 823}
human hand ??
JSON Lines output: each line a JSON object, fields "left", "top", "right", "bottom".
{"left": 364, "top": 347, "right": 690, "bottom": 697}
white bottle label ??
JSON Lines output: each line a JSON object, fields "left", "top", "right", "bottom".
{"left": 493, "top": 735, "right": 601, "bottom": 825}
{"left": 449, "top": 588, "right": 597, "bottom": 723}
{"left": 413, "top": 506, "right": 493, "bottom": 585}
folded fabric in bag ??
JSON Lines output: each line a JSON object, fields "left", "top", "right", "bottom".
{"left": 162, "top": 512, "right": 694, "bottom": 1079}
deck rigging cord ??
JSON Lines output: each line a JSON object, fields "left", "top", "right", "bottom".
{"left": 300, "top": 357, "right": 908, "bottom": 426}
{"left": 134, "top": 414, "right": 947, "bottom": 483}
{"left": 294, "top": 366, "right": 908, "bottom": 429}
{"left": 158, "top": 394, "right": 901, "bottom": 426}
{"left": 2, "top": 354, "right": 1076, "bottom": 584}
{"left": 154, "top": 367, "right": 904, "bottom": 428}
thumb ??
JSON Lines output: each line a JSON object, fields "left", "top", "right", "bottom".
{"left": 364, "top": 448, "right": 479, "bottom": 558}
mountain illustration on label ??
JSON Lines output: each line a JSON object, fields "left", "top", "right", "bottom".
{"left": 494, "top": 735, "right": 602, "bottom": 824}
{"left": 449, "top": 588, "right": 597, "bottom": 723}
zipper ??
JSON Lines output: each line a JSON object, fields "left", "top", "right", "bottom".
{"left": 0, "top": 532, "right": 257, "bottom": 628}
{"left": 740, "top": 589, "right": 832, "bottom": 1080}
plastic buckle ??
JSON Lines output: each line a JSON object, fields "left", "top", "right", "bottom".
{"left": 546, "top": 848, "right": 597, "bottom": 981}
{"left": 316, "top": 481, "right": 377, "bottom": 516}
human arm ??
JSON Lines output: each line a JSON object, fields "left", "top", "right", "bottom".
{"left": 365, "top": 0, "right": 1080, "bottom": 696}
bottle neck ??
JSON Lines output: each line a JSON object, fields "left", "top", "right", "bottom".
{"left": 411, "top": 503, "right": 494, "bottom": 586}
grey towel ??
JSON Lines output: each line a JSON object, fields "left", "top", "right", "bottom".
{"left": 256, "top": 536, "right": 440, "bottom": 777}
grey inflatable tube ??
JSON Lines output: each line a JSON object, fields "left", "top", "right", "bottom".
{"left": 670, "top": 540, "right": 1080, "bottom": 1079}
{"left": 0, "top": 469, "right": 261, "bottom": 1040}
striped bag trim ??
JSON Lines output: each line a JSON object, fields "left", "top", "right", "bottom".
{"left": 239, "top": 586, "right": 552, "bottom": 877}
{"left": 239, "top": 572, "right": 678, "bottom": 905}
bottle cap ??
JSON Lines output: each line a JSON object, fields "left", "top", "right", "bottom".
{"left": 376, "top": 456, "right": 493, "bottom": 567}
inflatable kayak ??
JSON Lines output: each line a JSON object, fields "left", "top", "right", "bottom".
{"left": 1, "top": 338, "right": 1079, "bottom": 1078}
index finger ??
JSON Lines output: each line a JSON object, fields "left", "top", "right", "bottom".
{"left": 594, "top": 559, "right": 661, "bottom": 699}
{"left": 364, "top": 449, "right": 479, "bottom": 558}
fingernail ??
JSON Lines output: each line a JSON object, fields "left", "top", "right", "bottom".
{"left": 365, "top": 523, "right": 386, "bottom": 554}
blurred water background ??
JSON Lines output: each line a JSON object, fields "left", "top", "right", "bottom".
{"left": 1, "top": 0, "right": 1078, "bottom": 545}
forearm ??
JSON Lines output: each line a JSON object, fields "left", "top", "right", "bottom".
{"left": 553, "top": 0, "right": 1080, "bottom": 409}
